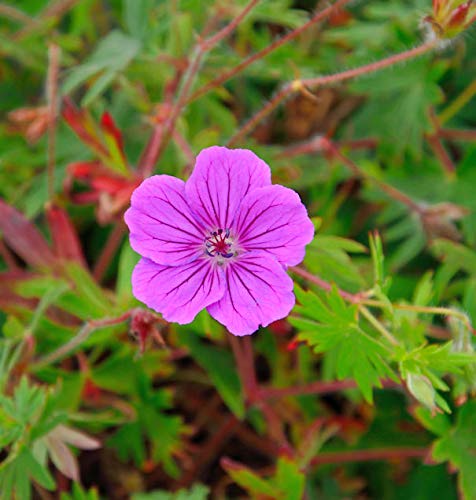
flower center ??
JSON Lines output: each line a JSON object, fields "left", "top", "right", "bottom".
{"left": 205, "top": 228, "right": 234, "bottom": 259}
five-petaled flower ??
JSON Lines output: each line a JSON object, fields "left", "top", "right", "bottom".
{"left": 125, "top": 146, "right": 314, "bottom": 336}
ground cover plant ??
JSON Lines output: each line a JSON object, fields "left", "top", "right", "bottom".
{"left": 0, "top": 0, "right": 476, "bottom": 498}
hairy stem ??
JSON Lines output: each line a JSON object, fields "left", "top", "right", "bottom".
{"left": 33, "top": 312, "right": 131, "bottom": 369}
{"left": 188, "top": 0, "right": 351, "bottom": 103}
{"left": 292, "top": 266, "right": 475, "bottom": 333}
{"left": 291, "top": 266, "right": 366, "bottom": 304}
{"left": 138, "top": 0, "right": 260, "bottom": 176}
{"left": 46, "top": 43, "right": 60, "bottom": 202}
{"left": 360, "top": 306, "right": 399, "bottom": 346}
{"left": 229, "top": 40, "right": 437, "bottom": 144}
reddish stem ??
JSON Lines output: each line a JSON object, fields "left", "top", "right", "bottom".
{"left": 138, "top": 0, "right": 260, "bottom": 176}
{"left": 92, "top": 222, "right": 126, "bottom": 282}
{"left": 310, "top": 446, "right": 428, "bottom": 466}
{"left": 439, "top": 128, "right": 476, "bottom": 141}
{"left": 302, "top": 42, "right": 436, "bottom": 89}
{"left": 290, "top": 266, "right": 364, "bottom": 304}
{"left": 259, "top": 379, "right": 401, "bottom": 400}
{"left": 277, "top": 136, "right": 378, "bottom": 159}
{"left": 228, "top": 41, "right": 436, "bottom": 144}
{"left": 34, "top": 311, "right": 131, "bottom": 368}
{"left": 176, "top": 414, "right": 239, "bottom": 489}
{"left": 325, "top": 142, "right": 423, "bottom": 213}
{"left": 188, "top": 0, "right": 352, "bottom": 103}
{"left": 426, "top": 133, "right": 456, "bottom": 175}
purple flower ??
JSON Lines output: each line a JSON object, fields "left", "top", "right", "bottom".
{"left": 125, "top": 146, "right": 314, "bottom": 336}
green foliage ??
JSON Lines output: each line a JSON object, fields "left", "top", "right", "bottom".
{"left": 0, "top": 377, "right": 97, "bottom": 499}
{"left": 223, "top": 456, "right": 305, "bottom": 500}
{"left": 132, "top": 483, "right": 209, "bottom": 500}
{"left": 62, "top": 31, "right": 141, "bottom": 106}
{"left": 291, "top": 286, "right": 396, "bottom": 402}
{"left": 0, "top": 0, "right": 475, "bottom": 497}
{"left": 107, "top": 374, "right": 184, "bottom": 477}
{"left": 432, "top": 401, "right": 476, "bottom": 500}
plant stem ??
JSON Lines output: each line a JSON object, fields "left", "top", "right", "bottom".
{"left": 33, "top": 312, "right": 131, "bottom": 369}
{"left": 138, "top": 0, "right": 260, "bottom": 176}
{"left": 301, "top": 41, "right": 436, "bottom": 89}
{"left": 92, "top": 222, "right": 126, "bottom": 282}
{"left": 360, "top": 306, "right": 399, "bottom": 346}
{"left": 322, "top": 140, "right": 423, "bottom": 213}
{"left": 291, "top": 267, "right": 475, "bottom": 333}
{"left": 228, "top": 40, "right": 437, "bottom": 144}
{"left": 188, "top": 0, "right": 351, "bottom": 104}
{"left": 439, "top": 128, "right": 476, "bottom": 141}
{"left": 277, "top": 136, "right": 378, "bottom": 159}
{"left": 260, "top": 379, "right": 358, "bottom": 399}
{"left": 46, "top": 43, "right": 60, "bottom": 202}
{"left": 290, "top": 266, "right": 365, "bottom": 304}
{"left": 310, "top": 446, "right": 428, "bottom": 466}
{"left": 0, "top": 3, "right": 39, "bottom": 25}
{"left": 438, "top": 79, "right": 476, "bottom": 125}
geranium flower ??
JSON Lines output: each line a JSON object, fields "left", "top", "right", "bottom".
{"left": 125, "top": 146, "right": 314, "bottom": 336}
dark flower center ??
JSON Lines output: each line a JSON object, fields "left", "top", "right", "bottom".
{"left": 205, "top": 228, "right": 234, "bottom": 259}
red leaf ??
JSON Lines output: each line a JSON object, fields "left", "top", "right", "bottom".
{"left": 448, "top": 1, "right": 471, "bottom": 27}
{"left": 0, "top": 199, "right": 56, "bottom": 268}
{"left": 62, "top": 98, "right": 108, "bottom": 157}
{"left": 45, "top": 204, "right": 87, "bottom": 267}
{"left": 101, "top": 111, "right": 124, "bottom": 153}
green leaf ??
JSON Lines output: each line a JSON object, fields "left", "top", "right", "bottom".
{"left": 350, "top": 58, "right": 447, "bottom": 156}
{"left": 432, "top": 400, "right": 476, "bottom": 500}
{"left": 132, "top": 483, "right": 209, "bottom": 500}
{"left": 116, "top": 240, "right": 140, "bottom": 302}
{"left": 62, "top": 31, "right": 141, "bottom": 104}
{"left": 273, "top": 457, "right": 305, "bottom": 500}
{"left": 123, "top": 0, "right": 154, "bottom": 41}
{"left": 223, "top": 458, "right": 281, "bottom": 498}
{"left": 305, "top": 235, "right": 366, "bottom": 291}
{"left": 291, "top": 287, "right": 395, "bottom": 402}
{"left": 180, "top": 332, "right": 245, "bottom": 418}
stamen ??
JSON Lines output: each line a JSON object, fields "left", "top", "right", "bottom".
{"left": 204, "top": 228, "right": 234, "bottom": 259}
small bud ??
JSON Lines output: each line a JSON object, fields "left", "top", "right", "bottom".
{"left": 130, "top": 308, "right": 166, "bottom": 355}
{"left": 425, "top": 0, "right": 476, "bottom": 38}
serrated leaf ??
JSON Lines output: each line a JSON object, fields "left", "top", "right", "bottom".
{"left": 291, "top": 287, "right": 395, "bottom": 402}
{"left": 432, "top": 400, "right": 476, "bottom": 500}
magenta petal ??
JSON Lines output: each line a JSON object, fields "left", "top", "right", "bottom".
{"left": 207, "top": 253, "right": 295, "bottom": 336}
{"left": 234, "top": 185, "right": 314, "bottom": 267}
{"left": 185, "top": 146, "right": 271, "bottom": 230}
{"left": 125, "top": 175, "right": 205, "bottom": 266}
{"left": 132, "top": 257, "right": 225, "bottom": 324}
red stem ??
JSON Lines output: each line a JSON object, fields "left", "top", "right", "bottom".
{"left": 277, "top": 136, "right": 378, "bottom": 159}
{"left": 290, "top": 266, "right": 364, "bottom": 304}
{"left": 228, "top": 41, "right": 436, "bottom": 145}
{"left": 46, "top": 44, "right": 60, "bottom": 201}
{"left": 188, "top": 0, "right": 352, "bottom": 104}
{"left": 311, "top": 446, "right": 428, "bottom": 466}
{"left": 137, "top": 0, "right": 260, "bottom": 176}
{"left": 92, "top": 222, "right": 126, "bottom": 282}
{"left": 325, "top": 142, "right": 423, "bottom": 213}
{"left": 176, "top": 414, "right": 239, "bottom": 489}
{"left": 259, "top": 379, "right": 401, "bottom": 400}
{"left": 439, "top": 128, "right": 476, "bottom": 141}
